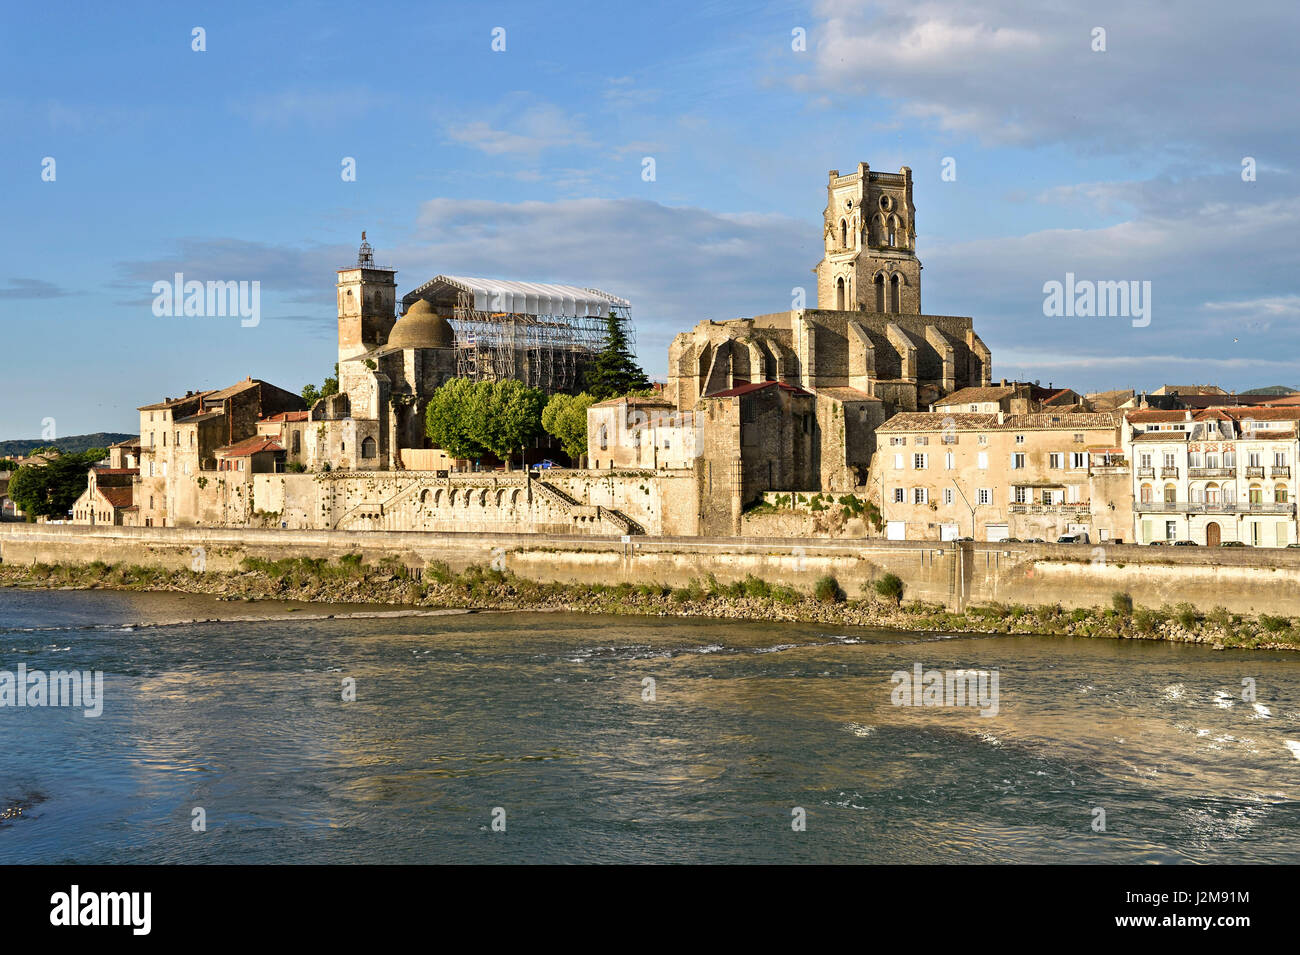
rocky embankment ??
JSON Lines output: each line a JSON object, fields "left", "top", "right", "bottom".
{"left": 2, "top": 556, "right": 1297, "bottom": 651}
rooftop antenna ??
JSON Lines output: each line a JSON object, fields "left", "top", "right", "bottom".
{"left": 357, "top": 231, "right": 374, "bottom": 268}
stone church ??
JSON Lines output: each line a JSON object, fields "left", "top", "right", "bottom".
{"left": 665, "top": 161, "right": 991, "bottom": 491}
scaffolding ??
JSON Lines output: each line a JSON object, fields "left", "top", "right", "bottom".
{"left": 402, "top": 275, "right": 632, "bottom": 394}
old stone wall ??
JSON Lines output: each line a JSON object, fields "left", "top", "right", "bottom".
{"left": 6, "top": 525, "right": 1300, "bottom": 617}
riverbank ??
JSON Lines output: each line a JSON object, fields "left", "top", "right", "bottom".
{"left": 2, "top": 555, "right": 1298, "bottom": 651}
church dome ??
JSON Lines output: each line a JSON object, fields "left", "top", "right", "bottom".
{"left": 388, "top": 298, "right": 454, "bottom": 349}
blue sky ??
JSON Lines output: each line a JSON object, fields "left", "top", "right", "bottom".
{"left": 3, "top": 0, "right": 1298, "bottom": 438}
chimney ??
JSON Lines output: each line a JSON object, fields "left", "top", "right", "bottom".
{"left": 997, "top": 411, "right": 1006, "bottom": 425}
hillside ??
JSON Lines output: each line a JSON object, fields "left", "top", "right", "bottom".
{"left": 0, "top": 432, "right": 135, "bottom": 458}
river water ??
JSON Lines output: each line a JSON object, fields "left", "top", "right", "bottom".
{"left": 1, "top": 586, "right": 1297, "bottom": 864}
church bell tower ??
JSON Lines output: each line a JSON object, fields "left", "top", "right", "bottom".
{"left": 337, "top": 232, "right": 397, "bottom": 366}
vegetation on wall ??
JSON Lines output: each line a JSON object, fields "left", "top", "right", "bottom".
{"left": 301, "top": 364, "right": 339, "bottom": 407}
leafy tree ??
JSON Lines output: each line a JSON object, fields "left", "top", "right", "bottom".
{"left": 541, "top": 392, "right": 596, "bottom": 466}
{"left": 0, "top": 458, "right": 17, "bottom": 472}
{"left": 425, "top": 379, "right": 545, "bottom": 470}
{"left": 302, "top": 363, "right": 340, "bottom": 408}
{"left": 7, "top": 448, "right": 107, "bottom": 520}
{"left": 583, "top": 311, "right": 650, "bottom": 400}
{"left": 425, "top": 378, "right": 489, "bottom": 462}
{"left": 479, "top": 380, "right": 545, "bottom": 471}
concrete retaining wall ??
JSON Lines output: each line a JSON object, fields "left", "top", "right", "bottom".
{"left": 2, "top": 524, "right": 1299, "bottom": 616}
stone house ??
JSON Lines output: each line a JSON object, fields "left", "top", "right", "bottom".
{"left": 870, "top": 411, "right": 1127, "bottom": 542}
{"left": 70, "top": 467, "right": 137, "bottom": 526}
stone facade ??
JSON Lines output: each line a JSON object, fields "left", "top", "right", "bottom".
{"left": 870, "top": 411, "right": 1129, "bottom": 543}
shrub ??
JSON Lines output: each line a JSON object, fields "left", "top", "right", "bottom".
{"left": 875, "top": 573, "right": 904, "bottom": 602}
{"left": 1070, "top": 607, "right": 1090, "bottom": 623}
{"left": 813, "top": 575, "right": 846, "bottom": 604}
{"left": 671, "top": 587, "right": 692, "bottom": 604}
{"left": 1259, "top": 614, "right": 1290, "bottom": 633}
{"left": 1174, "top": 602, "right": 1199, "bottom": 630}
{"left": 1111, "top": 592, "right": 1133, "bottom": 615}
{"left": 1133, "top": 608, "right": 1159, "bottom": 633}
{"left": 742, "top": 574, "right": 771, "bottom": 599}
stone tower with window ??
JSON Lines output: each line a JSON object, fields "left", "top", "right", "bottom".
{"left": 337, "top": 231, "right": 397, "bottom": 368}
{"left": 815, "top": 162, "right": 922, "bottom": 315}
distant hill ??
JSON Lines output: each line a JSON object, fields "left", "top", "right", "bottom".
{"left": 1241, "top": 385, "right": 1299, "bottom": 396}
{"left": 0, "top": 432, "right": 135, "bottom": 458}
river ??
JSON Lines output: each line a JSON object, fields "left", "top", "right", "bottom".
{"left": 1, "top": 586, "right": 1297, "bottom": 863}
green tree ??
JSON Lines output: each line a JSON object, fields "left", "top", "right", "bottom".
{"left": 583, "top": 311, "right": 650, "bottom": 400}
{"left": 425, "top": 378, "right": 490, "bottom": 462}
{"left": 7, "top": 448, "right": 107, "bottom": 520}
{"left": 542, "top": 392, "right": 597, "bottom": 466}
{"left": 479, "top": 380, "right": 545, "bottom": 471}
{"left": 302, "top": 363, "right": 340, "bottom": 408}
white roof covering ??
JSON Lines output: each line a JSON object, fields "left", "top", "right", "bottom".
{"left": 405, "top": 274, "right": 629, "bottom": 318}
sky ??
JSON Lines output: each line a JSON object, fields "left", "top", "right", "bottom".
{"left": 2, "top": 0, "right": 1298, "bottom": 438}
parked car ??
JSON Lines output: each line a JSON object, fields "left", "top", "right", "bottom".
{"left": 1057, "top": 533, "right": 1090, "bottom": 544}
{"left": 530, "top": 459, "right": 558, "bottom": 470}
{"left": 1023, "top": 537, "right": 1045, "bottom": 543}
{"left": 1000, "top": 537, "right": 1022, "bottom": 543}
{"left": 1172, "top": 540, "right": 1199, "bottom": 546}
{"left": 1147, "top": 540, "right": 1167, "bottom": 546}
{"left": 1220, "top": 541, "right": 1246, "bottom": 547}
{"left": 954, "top": 536, "right": 975, "bottom": 542}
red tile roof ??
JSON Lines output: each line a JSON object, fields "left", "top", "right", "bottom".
{"left": 261, "top": 411, "right": 310, "bottom": 422}
{"left": 216, "top": 437, "right": 285, "bottom": 457}
{"left": 704, "top": 380, "right": 811, "bottom": 399}
{"left": 98, "top": 486, "right": 134, "bottom": 509}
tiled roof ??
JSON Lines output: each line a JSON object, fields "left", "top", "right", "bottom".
{"left": 815, "top": 386, "right": 880, "bottom": 402}
{"left": 704, "top": 380, "right": 812, "bottom": 399}
{"left": 590, "top": 396, "right": 675, "bottom": 408}
{"left": 933, "top": 385, "right": 1016, "bottom": 405}
{"left": 93, "top": 467, "right": 139, "bottom": 475}
{"left": 260, "top": 411, "right": 311, "bottom": 422}
{"left": 216, "top": 436, "right": 284, "bottom": 457}
{"left": 879, "top": 411, "right": 1118, "bottom": 432}
{"left": 138, "top": 392, "right": 211, "bottom": 411}
{"left": 109, "top": 436, "right": 141, "bottom": 448}
{"left": 98, "top": 486, "right": 134, "bottom": 509}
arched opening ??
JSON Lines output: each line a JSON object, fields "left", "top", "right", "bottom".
{"left": 1163, "top": 482, "right": 1177, "bottom": 504}
{"left": 1206, "top": 521, "right": 1221, "bottom": 547}
{"left": 890, "top": 274, "right": 901, "bottom": 313}
{"left": 361, "top": 436, "right": 377, "bottom": 459}
{"left": 836, "top": 277, "right": 846, "bottom": 310}
{"left": 1205, "top": 482, "right": 1220, "bottom": 505}
{"left": 1276, "top": 483, "right": 1289, "bottom": 503}
{"left": 1249, "top": 483, "right": 1263, "bottom": 504}
{"left": 840, "top": 219, "right": 848, "bottom": 248}
{"left": 874, "top": 273, "right": 886, "bottom": 312}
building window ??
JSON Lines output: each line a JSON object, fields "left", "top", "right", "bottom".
{"left": 913, "top": 488, "right": 928, "bottom": 505}
{"left": 944, "top": 452, "right": 954, "bottom": 470}
{"left": 894, "top": 453, "right": 904, "bottom": 470}
{"left": 1164, "top": 483, "right": 1177, "bottom": 504}
{"left": 977, "top": 452, "right": 988, "bottom": 470}
{"left": 1071, "top": 452, "right": 1087, "bottom": 469}
{"left": 890, "top": 436, "right": 906, "bottom": 446}
{"left": 292, "top": 432, "right": 301, "bottom": 454}
{"left": 943, "top": 488, "right": 954, "bottom": 505}
{"left": 1011, "top": 453, "right": 1025, "bottom": 469}
{"left": 1067, "top": 484, "right": 1080, "bottom": 504}
{"left": 915, "top": 436, "right": 928, "bottom": 446}
{"left": 893, "top": 487, "right": 905, "bottom": 503}
{"left": 599, "top": 425, "right": 608, "bottom": 451}
{"left": 1166, "top": 520, "right": 1177, "bottom": 541}
{"left": 977, "top": 488, "right": 991, "bottom": 506}
{"left": 913, "top": 453, "right": 928, "bottom": 470}
{"left": 1049, "top": 453, "right": 1062, "bottom": 469}
{"left": 361, "top": 436, "right": 377, "bottom": 459}
{"left": 978, "top": 435, "right": 988, "bottom": 445}
{"left": 1013, "top": 486, "right": 1029, "bottom": 504}
{"left": 1015, "top": 435, "right": 1025, "bottom": 445}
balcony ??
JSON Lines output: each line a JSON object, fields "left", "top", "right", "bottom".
{"left": 1245, "top": 466, "right": 1265, "bottom": 478}
{"left": 1133, "top": 501, "right": 1296, "bottom": 515}
{"left": 1188, "top": 467, "right": 1234, "bottom": 478}
{"left": 1272, "top": 466, "right": 1291, "bottom": 478}
{"left": 1137, "top": 467, "right": 1155, "bottom": 478}
{"left": 1161, "top": 467, "right": 1179, "bottom": 478}
{"left": 1009, "top": 502, "right": 1091, "bottom": 515}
